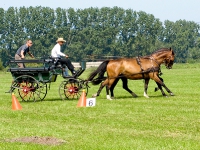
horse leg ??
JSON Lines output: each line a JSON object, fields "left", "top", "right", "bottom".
{"left": 95, "top": 78, "right": 113, "bottom": 100}
{"left": 110, "top": 77, "right": 137, "bottom": 99}
{"left": 144, "top": 78, "right": 150, "bottom": 98}
{"left": 106, "top": 85, "right": 112, "bottom": 100}
{"left": 92, "top": 82, "right": 105, "bottom": 97}
{"left": 154, "top": 77, "right": 163, "bottom": 92}
{"left": 152, "top": 75, "right": 174, "bottom": 97}
{"left": 154, "top": 77, "right": 167, "bottom": 97}
{"left": 110, "top": 78, "right": 120, "bottom": 99}
{"left": 161, "top": 83, "right": 174, "bottom": 96}
{"left": 106, "top": 78, "right": 119, "bottom": 100}
{"left": 155, "top": 82, "right": 167, "bottom": 96}
{"left": 121, "top": 77, "right": 137, "bottom": 97}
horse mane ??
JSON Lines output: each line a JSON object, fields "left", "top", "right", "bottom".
{"left": 137, "top": 48, "right": 173, "bottom": 59}
{"left": 152, "top": 48, "right": 172, "bottom": 54}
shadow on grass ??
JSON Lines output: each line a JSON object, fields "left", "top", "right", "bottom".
{"left": 113, "top": 94, "right": 173, "bottom": 99}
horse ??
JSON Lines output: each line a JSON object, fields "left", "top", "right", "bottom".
{"left": 87, "top": 48, "right": 175, "bottom": 100}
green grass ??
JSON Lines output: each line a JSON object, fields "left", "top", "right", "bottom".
{"left": 1, "top": 63, "right": 200, "bottom": 149}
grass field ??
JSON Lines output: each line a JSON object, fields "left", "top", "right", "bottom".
{"left": 0, "top": 63, "right": 200, "bottom": 149}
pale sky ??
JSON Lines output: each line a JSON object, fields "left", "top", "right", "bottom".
{"left": 1, "top": 0, "right": 200, "bottom": 23}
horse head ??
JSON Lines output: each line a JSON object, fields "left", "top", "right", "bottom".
{"left": 163, "top": 48, "right": 175, "bottom": 69}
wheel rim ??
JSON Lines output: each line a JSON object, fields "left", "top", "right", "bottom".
{"left": 18, "top": 81, "right": 39, "bottom": 101}
{"left": 59, "top": 79, "right": 88, "bottom": 100}
{"left": 38, "top": 83, "right": 47, "bottom": 100}
{"left": 12, "top": 75, "right": 40, "bottom": 102}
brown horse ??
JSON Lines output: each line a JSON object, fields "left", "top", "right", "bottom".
{"left": 87, "top": 48, "right": 175, "bottom": 100}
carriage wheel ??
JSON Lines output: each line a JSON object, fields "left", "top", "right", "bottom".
{"left": 38, "top": 82, "right": 47, "bottom": 100}
{"left": 59, "top": 79, "right": 88, "bottom": 100}
{"left": 11, "top": 75, "right": 40, "bottom": 102}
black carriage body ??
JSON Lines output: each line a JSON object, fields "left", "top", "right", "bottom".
{"left": 8, "top": 59, "right": 60, "bottom": 83}
{"left": 8, "top": 67, "right": 58, "bottom": 83}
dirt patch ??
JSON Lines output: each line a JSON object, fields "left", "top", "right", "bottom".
{"left": 5, "top": 136, "right": 66, "bottom": 145}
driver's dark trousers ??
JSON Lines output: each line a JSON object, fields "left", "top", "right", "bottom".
{"left": 58, "top": 58, "right": 75, "bottom": 73}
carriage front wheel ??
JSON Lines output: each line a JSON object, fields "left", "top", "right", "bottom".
{"left": 59, "top": 78, "right": 88, "bottom": 100}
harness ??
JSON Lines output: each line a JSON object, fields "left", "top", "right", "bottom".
{"left": 136, "top": 56, "right": 145, "bottom": 78}
{"left": 136, "top": 56, "right": 162, "bottom": 78}
{"left": 105, "top": 56, "right": 162, "bottom": 80}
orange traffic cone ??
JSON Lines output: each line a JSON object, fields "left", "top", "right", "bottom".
{"left": 12, "top": 93, "right": 22, "bottom": 110}
{"left": 77, "top": 90, "right": 86, "bottom": 107}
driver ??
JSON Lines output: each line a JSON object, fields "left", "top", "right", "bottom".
{"left": 51, "top": 38, "right": 76, "bottom": 76}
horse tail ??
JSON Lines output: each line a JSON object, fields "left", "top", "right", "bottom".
{"left": 87, "top": 60, "right": 110, "bottom": 85}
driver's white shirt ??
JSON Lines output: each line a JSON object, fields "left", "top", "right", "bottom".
{"left": 51, "top": 43, "right": 65, "bottom": 58}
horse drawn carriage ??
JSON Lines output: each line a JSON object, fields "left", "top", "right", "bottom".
{"left": 7, "top": 47, "right": 175, "bottom": 101}
{"left": 7, "top": 58, "right": 89, "bottom": 102}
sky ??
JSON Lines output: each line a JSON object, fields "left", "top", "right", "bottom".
{"left": 1, "top": 0, "right": 200, "bottom": 23}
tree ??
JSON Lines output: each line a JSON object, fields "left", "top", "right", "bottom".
{"left": 163, "top": 20, "right": 199, "bottom": 62}
{"left": 0, "top": 6, "right": 200, "bottom": 65}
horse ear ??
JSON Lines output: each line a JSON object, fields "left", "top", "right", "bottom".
{"left": 170, "top": 48, "right": 175, "bottom": 55}
{"left": 170, "top": 47, "right": 174, "bottom": 53}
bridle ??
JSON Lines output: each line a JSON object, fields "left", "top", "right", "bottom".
{"left": 163, "top": 54, "right": 174, "bottom": 69}
{"left": 150, "top": 52, "right": 174, "bottom": 69}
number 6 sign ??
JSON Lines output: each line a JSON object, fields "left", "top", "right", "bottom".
{"left": 86, "top": 98, "right": 96, "bottom": 107}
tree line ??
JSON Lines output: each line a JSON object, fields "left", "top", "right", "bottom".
{"left": 0, "top": 6, "right": 200, "bottom": 67}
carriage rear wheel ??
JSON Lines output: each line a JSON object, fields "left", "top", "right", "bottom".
{"left": 11, "top": 75, "right": 46, "bottom": 102}
{"left": 59, "top": 78, "right": 88, "bottom": 100}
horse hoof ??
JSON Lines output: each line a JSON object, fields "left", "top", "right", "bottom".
{"left": 144, "top": 92, "right": 149, "bottom": 98}
{"left": 92, "top": 93, "right": 97, "bottom": 98}
{"left": 131, "top": 92, "right": 137, "bottom": 98}
{"left": 154, "top": 87, "right": 159, "bottom": 92}
{"left": 106, "top": 95, "right": 113, "bottom": 100}
{"left": 170, "top": 93, "right": 174, "bottom": 96}
{"left": 133, "top": 95, "right": 138, "bottom": 98}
